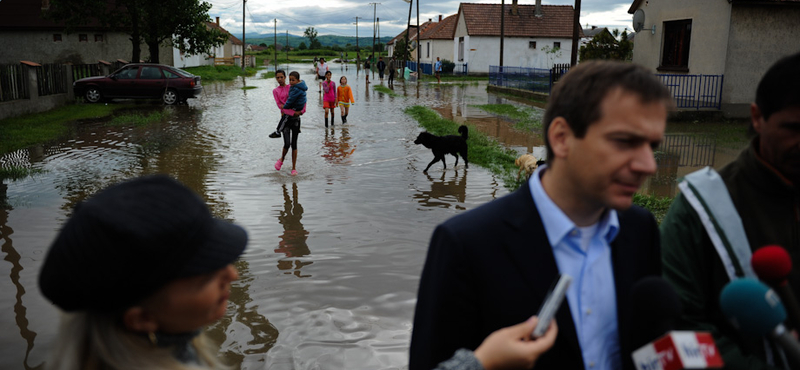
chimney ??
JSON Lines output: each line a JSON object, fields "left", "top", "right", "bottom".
{"left": 535, "top": 0, "right": 543, "bottom": 17}
{"left": 512, "top": 0, "right": 518, "bottom": 16}
{"left": 216, "top": 17, "right": 220, "bottom": 26}
{"left": 592, "top": 25, "right": 597, "bottom": 29}
{"left": 439, "top": 14, "right": 442, "bottom": 22}
{"left": 429, "top": 18, "right": 432, "bottom": 23}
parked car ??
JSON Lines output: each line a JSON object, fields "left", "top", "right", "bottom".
{"left": 73, "top": 63, "right": 202, "bottom": 105}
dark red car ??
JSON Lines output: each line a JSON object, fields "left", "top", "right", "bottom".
{"left": 73, "top": 63, "right": 202, "bottom": 105}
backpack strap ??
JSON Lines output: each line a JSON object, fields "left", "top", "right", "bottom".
{"left": 678, "top": 167, "right": 755, "bottom": 280}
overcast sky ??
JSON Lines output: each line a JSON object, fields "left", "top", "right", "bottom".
{"left": 206, "top": 0, "right": 635, "bottom": 39}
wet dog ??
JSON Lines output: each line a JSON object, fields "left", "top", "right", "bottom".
{"left": 515, "top": 154, "right": 545, "bottom": 179}
{"left": 414, "top": 125, "right": 469, "bottom": 172}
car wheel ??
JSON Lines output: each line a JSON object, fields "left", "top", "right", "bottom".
{"left": 162, "top": 89, "right": 178, "bottom": 105}
{"left": 85, "top": 88, "right": 102, "bottom": 103}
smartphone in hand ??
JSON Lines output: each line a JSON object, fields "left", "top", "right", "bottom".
{"left": 532, "top": 274, "right": 572, "bottom": 338}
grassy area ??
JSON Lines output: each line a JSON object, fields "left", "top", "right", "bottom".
{"left": 472, "top": 104, "right": 543, "bottom": 132}
{"left": 184, "top": 65, "right": 258, "bottom": 82}
{"left": 241, "top": 86, "right": 259, "bottom": 90}
{"left": 107, "top": 110, "right": 174, "bottom": 126}
{"left": 0, "top": 104, "right": 123, "bottom": 155}
{"left": 374, "top": 85, "right": 400, "bottom": 97}
{"left": 0, "top": 167, "right": 45, "bottom": 182}
{"left": 405, "top": 105, "right": 524, "bottom": 190}
{"left": 488, "top": 89, "right": 549, "bottom": 105}
{"left": 633, "top": 193, "right": 674, "bottom": 224}
{"left": 261, "top": 71, "right": 277, "bottom": 79}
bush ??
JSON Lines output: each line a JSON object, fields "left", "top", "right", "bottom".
{"left": 441, "top": 59, "right": 455, "bottom": 73}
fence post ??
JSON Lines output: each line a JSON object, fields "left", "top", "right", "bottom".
{"left": 66, "top": 65, "right": 75, "bottom": 100}
{"left": 22, "top": 61, "right": 39, "bottom": 101}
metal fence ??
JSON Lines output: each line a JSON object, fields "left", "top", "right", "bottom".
{"left": 36, "top": 64, "right": 68, "bottom": 97}
{"left": 655, "top": 74, "right": 724, "bottom": 110}
{"left": 73, "top": 63, "right": 103, "bottom": 81}
{"left": 405, "top": 61, "right": 468, "bottom": 75}
{"left": 489, "top": 66, "right": 552, "bottom": 93}
{"left": 0, "top": 64, "right": 30, "bottom": 102}
{"left": 657, "top": 133, "right": 717, "bottom": 167}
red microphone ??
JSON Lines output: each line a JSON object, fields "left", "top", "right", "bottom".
{"left": 632, "top": 332, "right": 724, "bottom": 370}
{"left": 751, "top": 245, "right": 800, "bottom": 331}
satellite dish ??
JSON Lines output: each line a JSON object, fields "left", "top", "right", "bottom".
{"left": 633, "top": 9, "right": 645, "bottom": 32}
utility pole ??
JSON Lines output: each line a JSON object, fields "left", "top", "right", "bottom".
{"left": 286, "top": 30, "right": 289, "bottom": 61}
{"left": 571, "top": 0, "right": 581, "bottom": 66}
{"left": 242, "top": 0, "right": 246, "bottom": 71}
{"left": 354, "top": 17, "right": 362, "bottom": 64}
{"left": 369, "top": 3, "right": 380, "bottom": 64}
{"left": 415, "top": 0, "right": 419, "bottom": 74}
{"left": 405, "top": 0, "right": 412, "bottom": 69}
{"left": 500, "top": 0, "right": 504, "bottom": 68}
{"left": 274, "top": 19, "right": 278, "bottom": 71}
{"left": 377, "top": 17, "right": 380, "bottom": 56}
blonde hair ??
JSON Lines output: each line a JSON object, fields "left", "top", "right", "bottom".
{"left": 46, "top": 312, "right": 228, "bottom": 370}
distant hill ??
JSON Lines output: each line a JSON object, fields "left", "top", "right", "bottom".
{"left": 236, "top": 33, "right": 393, "bottom": 48}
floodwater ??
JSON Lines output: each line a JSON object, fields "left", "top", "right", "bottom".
{"left": 0, "top": 63, "right": 746, "bottom": 370}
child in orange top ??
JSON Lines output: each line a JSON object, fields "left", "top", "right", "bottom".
{"left": 337, "top": 76, "right": 355, "bottom": 123}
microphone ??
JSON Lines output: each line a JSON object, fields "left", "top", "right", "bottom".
{"left": 628, "top": 277, "right": 724, "bottom": 370}
{"left": 720, "top": 278, "right": 800, "bottom": 367}
{"left": 752, "top": 245, "right": 800, "bottom": 331}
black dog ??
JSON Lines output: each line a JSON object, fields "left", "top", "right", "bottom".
{"left": 414, "top": 125, "right": 469, "bottom": 172}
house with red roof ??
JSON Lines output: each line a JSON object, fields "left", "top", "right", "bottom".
{"left": 453, "top": 0, "right": 580, "bottom": 73}
{"left": 174, "top": 17, "right": 242, "bottom": 68}
{"left": 628, "top": 0, "right": 800, "bottom": 116}
{"left": 387, "top": 20, "right": 437, "bottom": 60}
{"left": 419, "top": 14, "right": 458, "bottom": 65}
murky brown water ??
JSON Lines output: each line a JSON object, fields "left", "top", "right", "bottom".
{"left": 0, "top": 64, "right": 747, "bottom": 370}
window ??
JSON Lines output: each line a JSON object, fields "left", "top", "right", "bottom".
{"left": 661, "top": 19, "right": 692, "bottom": 70}
{"left": 79, "top": 34, "right": 88, "bottom": 42}
{"left": 458, "top": 37, "right": 465, "bottom": 61}
{"left": 529, "top": 41, "right": 537, "bottom": 49}
{"left": 426, "top": 42, "right": 430, "bottom": 58}
{"left": 140, "top": 67, "right": 163, "bottom": 79}
{"left": 53, "top": 34, "right": 62, "bottom": 42}
{"left": 116, "top": 67, "right": 138, "bottom": 80}
{"left": 553, "top": 42, "right": 561, "bottom": 49}
{"left": 94, "top": 34, "right": 103, "bottom": 42}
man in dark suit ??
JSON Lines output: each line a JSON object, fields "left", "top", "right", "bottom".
{"left": 409, "top": 61, "right": 673, "bottom": 370}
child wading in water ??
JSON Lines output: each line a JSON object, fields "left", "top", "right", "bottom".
{"left": 275, "top": 71, "right": 307, "bottom": 176}
{"left": 269, "top": 70, "right": 298, "bottom": 138}
{"left": 337, "top": 76, "right": 354, "bottom": 123}
{"left": 322, "top": 71, "right": 337, "bottom": 127}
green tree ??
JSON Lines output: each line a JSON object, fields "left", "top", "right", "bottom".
{"left": 46, "top": 0, "right": 226, "bottom": 64}
{"left": 540, "top": 45, "right": 562, "bottom": 67}
{"left": 393, "top": 39, "right": 412, "bottom": 62}
{"left": 579, "top": 29, "right": 633, "bottom": 62}
{"left": 259, "top": 43, "right": 267, "bottom": 47}
{"left": 304, "top": 27, "right": 320, "bottom": 49}
{"left": 298, "top": 42, "right": 307, "bottom": 50}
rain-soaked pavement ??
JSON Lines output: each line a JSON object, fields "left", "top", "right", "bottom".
{"left": 0, "top": 63, "right": 747, "bottom": 370}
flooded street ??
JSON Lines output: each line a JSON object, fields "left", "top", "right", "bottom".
{"left": 0, "top": 63, "right": 748, "bottom": 370}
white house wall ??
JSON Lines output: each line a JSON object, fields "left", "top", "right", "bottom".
{"left": 421, "top": 39, "right": 454, "bottom": 64}
{"left": 456, "top": 36, "right": 572, "bottom": 73}
{"left": 722, "top": 5, "right": 800, "bottom": 113}
{"left": 173, "top": 48, "right": 214, "bottom": 68}
{"left": 630, "top": 0, "right": 731, "bottom": 75}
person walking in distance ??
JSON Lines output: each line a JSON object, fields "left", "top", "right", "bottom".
{"left": 364, "top": 58, "right": 371, "bottom": 84}
{"left": 337, "top": 76, "right": 355, "bottom": 123}
{"left": 377, "top": 56, "right": 387, "bottom": 83}
{"left": 434, "top": 57, "right": 443, "bottom": 84}
{"left": 275, "top": 71, "right": 307, "bottom": 176}
{"left": 388, "top": 56, "right": 397, "bottom": 86}
{"left": 316, "top": 57, "right": 328, "bottom": 92}
{"left": 322, "top": 71, "right": 337, "bottom": 127}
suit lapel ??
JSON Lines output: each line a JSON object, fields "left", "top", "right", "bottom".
{"left": 500, "top": 181, "right": 583, "bottom": 364}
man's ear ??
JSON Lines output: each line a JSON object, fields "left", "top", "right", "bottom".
{"left": 122, "top": 306, "right": 159, "bottom": 333}
{"left": 548, "top": 117, "right": 573, "bottom": 160}
{"left": 750, "top": 103, "right": 764, "bottom": 134}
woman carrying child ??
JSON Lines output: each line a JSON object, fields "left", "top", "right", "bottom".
{"left": 337, "top": 76, "right": 354, "bottom": 123}
{"left": 322, "top": 71, "right": 337, "bottom": 127}
{"left": 275, "top": 71, "right": 307, "bottom": 176}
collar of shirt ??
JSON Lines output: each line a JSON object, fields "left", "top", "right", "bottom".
{"left": 528, "top": 164, "right": 620, "bottom": 252}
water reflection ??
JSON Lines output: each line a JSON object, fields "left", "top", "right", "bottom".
{"left": 274, "top": 183, "right": 312, "bottom": 278}
{"left": 322, "top": 126, "right": 356, "bottom": 164}
{"left": 413, "top": 170, "right": 468, "bottom": 210}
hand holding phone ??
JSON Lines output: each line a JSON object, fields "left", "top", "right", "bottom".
{"left": 532, "top": 274, "right": 572, "bottom": 338}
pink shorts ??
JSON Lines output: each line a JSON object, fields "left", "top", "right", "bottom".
{"left": 324, "top": 101, "right": 337, "bottom": 109}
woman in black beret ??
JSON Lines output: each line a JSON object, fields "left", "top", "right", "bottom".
{"left": 39, "top": 175, "right": 248, "bottom": 370}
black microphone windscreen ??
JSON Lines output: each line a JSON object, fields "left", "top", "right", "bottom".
{"left": 628, "top": 276, "right": 684, "bottom": 350}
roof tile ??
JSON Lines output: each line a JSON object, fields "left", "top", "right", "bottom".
{"left": 459, "top": 3, "right": 582, "bottom": 38}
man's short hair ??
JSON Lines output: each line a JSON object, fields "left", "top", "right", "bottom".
{"left": 756, "top": 52, "right": 800, "bottom": 121}
{"left": 289, "top": 71, "right": 300, "bottom": 79}
{"left": 543, "top": 60, "right": 672, "bottom": 163}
